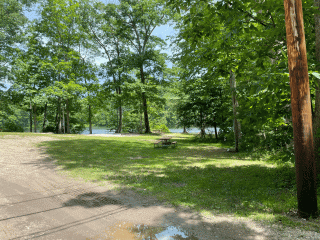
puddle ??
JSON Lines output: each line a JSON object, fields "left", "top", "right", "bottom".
{"left": 91, "top": 222, "right": 198, "bottom": 239}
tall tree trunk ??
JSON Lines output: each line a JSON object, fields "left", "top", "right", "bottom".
{"left": 29, "top": 102, "right": 33, "bottom": 133}
{"left": 214, "top": 122, "right": 218, "bottom": 139}
{"left": 314, "top": 0, "right": 320, "bottom": 175}
{"left": 183, "top": 126, "right": 187, "bottom": 133}
{"left": 230, "top": 70, "right": 240, "bottom": 152}
{"left": 56, "top": 98, "right": 62, "bottom": 134}
{"left": 89, "top": 104, "right": 92, "bottom": 134}
{"left": 62, "top": 103, "right": 65, "bottom": 134}
{"left": 42, "top": 103, "right": 47, "bottom": 131}
{"left": 55, "top": 108, "right": 58, "bottom": 133}
{"left": 117, "top": 104, "right": 122, "bottom": 133}
{"left": 284, "top": 0, "right": 318, "bottom": 218}
{"left": 117, "top": 87, "right": 123, "bottom": 133}
{"left": 140, "top": 111, "right": 143, "bottom": 134}
{"left": 200, "top": 110, "right": 205, "bottom": 138}
{"left": 66, "top": 99, "right": 70, "bottom": 134}
{"left": 140, "top": 66, "right": 151, "bottom": 133}
{"left": 33, "top": 104, "right": 37, "bottom": 133}
{"left": 58, "top": 108, "right": 62, "bottom": 134}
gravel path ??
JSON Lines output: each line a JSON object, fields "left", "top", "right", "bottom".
{"left": 0, "top": 134, "right": 319, "bottom": 239}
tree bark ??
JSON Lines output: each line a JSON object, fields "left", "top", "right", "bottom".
{"left": 214, "top": 122, "right": 218, "bottom": 139}
{"left": 29, "top": 102, "right": 33, "bottom": 133}
{"left": 89, "top": 104, "right": 92, "bottom": 134}
{"left": 117, "top": 86, "right": 123, "bottom": 133}
{"left": 59, "top": 108, "right": 62, "bottom": 134}
{"left": 314, "top": 0, "right": 320, "bottom": 175}
{"left": 140, "top": 66, "right": 151, "bottom": 133}
{"left": 183, "top": 126, "right": 187, "bottom": 133}
{"left": 42, "top": 103, "right": 47, "bottom": 131}
{"left": 66, "top": 99, "right": 70, "bottom": 134}
{"left": 230, "top": 70, "right": 240, "bottom": 152}
{"left": 62, "top": 103, "right": 65, "bottom": 134}
{"left": 117, "top": 104, "right": 122, "bottom": 133}
{"left": 55, "top": 100, "right": 59, "bottom": 134}
{"left": 140, "top": 111, "right": 143, "bottom": 134}
{"left": 200, "top": 110, "right": 205, "bottom": 138}
{"left": 33, "top": 104, "right": 37, "bottom": 133}
{"left": 56, "top": 98, "right": 62, "bottom": 134}
{"left": 284, "top": 0, "right": 318, "bottom": 218}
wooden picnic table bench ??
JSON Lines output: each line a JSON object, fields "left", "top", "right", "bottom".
{"left": 153, "top": 137, "right": 177, "bottom": 148}
{"left": 171, "top": 141, "right": 177, "bottom": 148}
{"left": 154, "top": 140, "right": 162, "bottom": 148}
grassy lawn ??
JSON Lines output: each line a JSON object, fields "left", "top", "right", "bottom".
{"left": 4, "top": 132, "right": 319, "bottom": 231}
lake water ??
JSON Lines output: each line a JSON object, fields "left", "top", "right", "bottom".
{"left": 81, "top": 127, "right": 219, "bottom": 134}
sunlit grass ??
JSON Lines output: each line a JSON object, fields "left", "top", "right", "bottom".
{"left": 5, "top": 132, "right": 315, "bottom": 232}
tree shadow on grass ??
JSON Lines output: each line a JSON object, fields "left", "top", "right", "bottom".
{"left": 109, "top": 164, "right": 298, "bottom": 217}
{"left": 36, "top": 137, "right": 260, "bottom": 171}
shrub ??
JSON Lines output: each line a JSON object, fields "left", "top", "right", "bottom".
{"left": 152, "top": 124, "right": 170, "bottom": 133}
{"left": 42, "top": 125, "right": 56, "bottom": 133}
{"left": 70, "top": 124, "right": 86, "bottom": 134}
{"left": 2, "top": 121, "right": 24, "bottom": 132}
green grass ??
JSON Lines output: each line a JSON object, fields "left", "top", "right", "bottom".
{"left": 4, "top": 132, "right": 319, "bottom": 231}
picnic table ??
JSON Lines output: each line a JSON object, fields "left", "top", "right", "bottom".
{"left": 154, "top": 136, "right": 177, "bottom": 148}
{"left": 159, "top": 136, "right": 172, "bottom": 146}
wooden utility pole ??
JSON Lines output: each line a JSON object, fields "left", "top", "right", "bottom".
{"left": 284, "top": 0, "right": 318, "bottom": 218}
{"left": 314, "top": 0, "right": 320, "bottom": 175}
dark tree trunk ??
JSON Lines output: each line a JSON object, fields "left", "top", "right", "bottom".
{"left": 117, "top": 104, "right": 122, "bottom": 133}
{"left": 230, "top": 70, "right": 240, "bottom": 152}
{"left": 141, "top": 92, "right": 150, "bottom": 133}
{"left": 284, "top": 0, "right": 318, "bottom": 218}
{"left": 200, "top": 110, "right": 205, "bottom": 138}
{"left": 140, "top": 66, "right": 151, "bottom": 133}
{"left": 183, "top": 126, "right": 187, "bottom": 133}
{"left": 29, "top": 102, "right": 33, "bottom": 133}
{"left": 214, "top": 122, "right": 218, "bottom": 139}
{"left": 66, "top": 99, "right": 70, "bottom": 134}
{"left": 89, "top": 104, "right": 92, "bottom": 134}
{"left": 62, "top": 104, "right": 65, "bottom": 134}
{"left": 56, "top": 98, "right": 62, "bottom": 134}
{"left": 140, "top": 112, "right": 143, "bottom": 134}
{"left": 58, "top": 108, "right": 62, "bottom": 134}
{"left": 33, "top": 104, "right": 37, "bottom": 133}
{"left": 42, "top": 103, "right": 47, "bottom": 131}
{"left": 117, "top": 87, "right": 123, "bottom": 133}
{"left": 55, "top": 101, "right": 59, "bottom": 134}
{"left": 314, "top": 0, "right": 320, "bottom": 175}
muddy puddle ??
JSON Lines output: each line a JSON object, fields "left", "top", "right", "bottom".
{"left": 91, "top": 222, "right": 198, "bottom": 239}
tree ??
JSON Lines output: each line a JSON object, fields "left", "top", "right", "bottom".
{"left": 10, "top": 31, "right": 52, "bottom": 132}
{"left": 0, "top": 0, "right": 28, "bottom": 83}
{"left": 112, "top": 0, "right": 172, "bottom": 133}
{"left": 79, "top": 1, "right": 132, "bottom": 133}
{"left": 36, "top": 0, "right": 89, "bottom": 133}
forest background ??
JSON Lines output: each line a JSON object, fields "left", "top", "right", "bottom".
{"left": 2, "top": 0, "right": 320, "bottom": 167}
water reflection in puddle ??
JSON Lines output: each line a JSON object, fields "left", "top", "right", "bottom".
{"left": 98, "top": 222, "right": 198, "bottom": 239}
